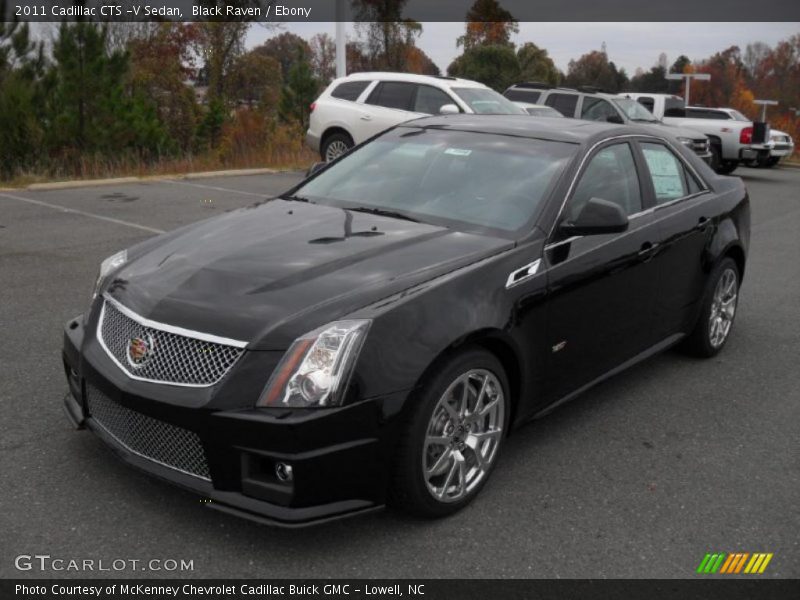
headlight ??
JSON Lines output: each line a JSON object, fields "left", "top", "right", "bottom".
{"left": 258, "top": 320, "right": 371, "bottom": 408}
{"left": 92, "top": 249, "right": 127, "bottom": 298}
{"left": 676, "top": 137, "right": 694, "bottom": 147}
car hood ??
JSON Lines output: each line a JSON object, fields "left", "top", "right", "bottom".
{"left": 104, "top": 199, "right": 513, "bottom": 349}
{"left": 646, "top": 122, "right": 709, "bottom": 140}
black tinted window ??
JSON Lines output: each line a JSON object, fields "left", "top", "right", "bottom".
{"left": 414, "top": 85, "right": 455, "bottom": 114}
{"left": 685, "top": 108, "right": 729, "bottom": 120}
{"left": 567, "top": 143, "right": 642, "bottom": 218}
{"left": 581, "top": 98, "right": 618, "bottom": 121}
{"left": 366, "top": 82, "right": 416, "bottom": 111}
{"left": 505, "top": 89, "right": 541, "bottom": 103}
{"left": 544, "top": 93, "right": 579, "bottom": 117}
{"left": 331, "top": 81, "right": 370, "bottom": 101}
{"left": 637, "top": 97, "right": 655, "bottom": 112}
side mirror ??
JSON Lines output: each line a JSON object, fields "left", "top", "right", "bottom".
{"left": 606, "top": 114, "right": 624, "bottom": 124}
{"left": 306, "top": 161, "right": 326, "bottom": 178}
{"left": 560, "top": 197, "right": 629, "bottom": 236}
{"left": 439, "top": 104, "right": 460, "bottom": 115}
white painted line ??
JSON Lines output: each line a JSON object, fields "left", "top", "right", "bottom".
{"left": 0, "top": 192, "right": 165, "bottom": 234}
{"left": 164, "top": 179, "right": 268, "bottom": 197}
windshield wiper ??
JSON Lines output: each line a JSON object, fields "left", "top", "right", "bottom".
{"left": 630, "top": 118, "right": 659, "bottom": 123}
{"left": 281, "top": 193, "right": 314, "bottom": 203}
{"left": 345, "top": 206, "right": 421, "bottom": 223}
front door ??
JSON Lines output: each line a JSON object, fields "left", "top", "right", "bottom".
{"left": 543, "top": 141, "right": 661, "bottom": 401}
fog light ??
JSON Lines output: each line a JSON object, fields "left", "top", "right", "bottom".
{"left": 275, "top": 462, "right": 293, "bottom": 482}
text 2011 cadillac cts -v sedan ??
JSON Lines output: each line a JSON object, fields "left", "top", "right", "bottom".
{"left": 62, "top": 116, "right": 749, "bottom": 526}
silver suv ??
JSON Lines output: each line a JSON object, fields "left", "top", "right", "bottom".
{"left": 504, "top": 83, "right": 712, "bottom": 162}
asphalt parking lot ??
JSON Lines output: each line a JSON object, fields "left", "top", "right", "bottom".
{"left": 1, "top": 166, "right": 798, "bottom": 579}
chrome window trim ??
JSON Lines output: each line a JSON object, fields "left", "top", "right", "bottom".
{"left": 96, "top": 296, "right": 247, "bottom": 389}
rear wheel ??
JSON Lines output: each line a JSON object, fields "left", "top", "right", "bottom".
{"left": 717, "top": 160, "right": 738, "bottom": 175}
{"left": 765, "top": 156, "right": 780, "bottom": 168}
{"left": 390, "top": 348, "right": 509, "bottom": 518}
{"left": 321, "top": 132, "right": 353, "bottom": 162}
{"left": 681, "top": 257, "right": 740, "bottom": 358}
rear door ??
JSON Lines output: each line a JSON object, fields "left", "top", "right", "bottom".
{"left": 543, "top": 140, "right": 661, "bottom": 400}
{"left": 636, "top": 140, "right": 714, "bottom": 339}
{"left": 358, "top": 81, "right": 419, "bottom": 141}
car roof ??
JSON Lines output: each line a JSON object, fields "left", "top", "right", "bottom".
{"left": 338, "top": 71, "right": 487, "bottom": 89}
{"left": 397, "top": 114, "right": 660, "bottom": 145}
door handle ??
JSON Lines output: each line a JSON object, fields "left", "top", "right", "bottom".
{"left": 638, "top": 241, "right": 658, "bottom": 260}
{"left": 359, "top": 114, "right": 373, "bottom": 121}
{"left": 695, "top": 216, "right": 710, "bottom": 231}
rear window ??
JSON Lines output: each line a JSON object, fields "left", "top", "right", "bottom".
{"left": 505, "top": 89, "right": 542, "bottom": 103}
{"left": 545, "top": 93, "right": 579, "bottom": 117}
{"left": 331, "top": 80, "right": 371, "bottom": 102}
{"left": 663, "top": 97, "right": 686, "bottom": 117}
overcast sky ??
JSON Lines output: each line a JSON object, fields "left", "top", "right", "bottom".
{"left": 248, "top": 22, "right": 800, "bottom": 75}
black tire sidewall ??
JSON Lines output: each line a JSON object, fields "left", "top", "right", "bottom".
{"left": 391, "top": 348, "right": 511, "bottom": 518}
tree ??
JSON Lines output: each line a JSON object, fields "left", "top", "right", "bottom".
{"left": 278, "top": 51, "right": 319, "bottom": 130}
{"left": 309, "top": 33, "right": 336, "bottom": 84}
{"left": 564, "top": 50, "right": 625, "bottom": 92}
{"left": 448, "top": 44, "right": 520, "bottom": 91}
{"left": 516, "top": 42, "right": 559, "bottom": 85}
{"left": 255, "top": 31, "right": 312, "bottom": 80}
{"left": 190, "top": 23, "right": 248, "bottom": 102}
{"left": 458, "top": 0, "right": 518, "bottom": 50}
{"left": 226, "top": 51, "right": 282, "bottom": 109}
{"left": 405, "top": 46, "right": 440, "bottom": 76}
{"left": 352, "top": 0, "right": 422, "bottom": 70}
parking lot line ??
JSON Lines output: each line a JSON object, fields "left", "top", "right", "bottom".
{"left": 165, "top": 179, "right": 268, "bottom": 197}
{"left": 0, "top": 192, "right": 165, "bottom": 234}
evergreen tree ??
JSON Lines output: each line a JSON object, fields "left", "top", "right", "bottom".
{"left": 278, "top": 53, "right": 319, "bottom": 130}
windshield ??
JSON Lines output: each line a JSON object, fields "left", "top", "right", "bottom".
{"left": 614, "top": 98, "right": 659, "bottom": 122}
{"left": 451, "top": 88, "right": 527, "bottom": 115}
{"left": 292, "top": 127, "right": 576, "bottom": 236}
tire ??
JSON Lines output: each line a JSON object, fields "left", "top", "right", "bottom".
{"left": 765, "top": 156, "right": 780, "bottom": 168}
{"left": 717, "top": 160, "right": 738, "bottom": 175}
{"left": 681, "top": 257, "right": 740, "bottom": 358}
{"left": 321, "top": 132, "right": 353, "bottom": 162}
{"left": 709, "top": 144, "right": 723, "bottom": 172}
{"left": 389, "top": 348, "right": 510, "bottom": 518}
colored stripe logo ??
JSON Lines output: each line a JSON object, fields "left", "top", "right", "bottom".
{"left": 697, "top": 552, "right": 773, "bottom": 574}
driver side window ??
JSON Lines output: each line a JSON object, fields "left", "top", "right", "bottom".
{"left": 566, "top": 143, "right": 642, "bottom": 221}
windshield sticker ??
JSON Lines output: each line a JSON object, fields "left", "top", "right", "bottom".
{"left": 444, "top": 148, "right": 472, "bottom": 157}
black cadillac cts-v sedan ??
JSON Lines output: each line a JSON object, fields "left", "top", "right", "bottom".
{"left": 62, "top": 116, "right": 749, "bottom": 526}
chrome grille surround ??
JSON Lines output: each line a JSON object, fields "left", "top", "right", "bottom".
{"left": 97, "top": 296, "right": 246, "bottom": 387}
{"left": 86, "top": 384, "right": 210, "bottom": 480}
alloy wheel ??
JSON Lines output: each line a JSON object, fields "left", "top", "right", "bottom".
{"left": 422, "top": 369, "right": 505, "bottom": 503}
{"left": 325, "top": 140, "right": 350, "bottom": 162}
{"left": 709, "top": 267, "right": 738, "bottom": 348}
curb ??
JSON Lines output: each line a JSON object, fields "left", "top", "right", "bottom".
{"left": 0, "top": 167, "right": 302, "bottom": 192}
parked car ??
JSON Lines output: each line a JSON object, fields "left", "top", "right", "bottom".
{"left": 620, "top": 94, "right": 772, "bottom": 174}
{"left": 512, "top": 101, "right": 564, "bottom": 117}
{"left": 762, "top": 129, "right": 795, "bottom": 167}
{"left": 63, "top": 116, "right": 749, "bottom": 526}
{"left": 307, "top": 72, "right": 526, "bottom": 161}
{"left": 503, "top": 83, "right": 713, "bottom": 164}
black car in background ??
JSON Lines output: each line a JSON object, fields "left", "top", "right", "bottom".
{"left": 62, "top": 116, "right": 749, "bottom": 526}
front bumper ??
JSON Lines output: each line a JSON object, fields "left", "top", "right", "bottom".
{"left": 770, "top": 143, "right": 794, "bottom": 158}
{"left": 305, "top": 130, "right": 321, "bottom": 154}
{"left": 62, "top": 315, "right": 409, "bottom": 527}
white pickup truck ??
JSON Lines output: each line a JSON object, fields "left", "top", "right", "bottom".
{"left": 620, "top": 93, "right": 772, "bottom": 174}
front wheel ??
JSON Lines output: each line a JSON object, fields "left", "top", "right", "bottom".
{"left": 717, "top": 160, "right": 738, "bottom": 175}
{"left": 681, "top": 258, "right": 740, "bottom": 357}
{"left": 390, "top": 349, "right": 510, "bottom": 518}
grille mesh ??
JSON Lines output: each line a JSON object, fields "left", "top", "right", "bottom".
{"left": 99, "top": 299, "right": 243, "bottom": 386}
{"left": 86, "top": 385, "right": 210, "bottom": 480}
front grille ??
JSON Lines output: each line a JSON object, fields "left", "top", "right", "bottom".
{"left": 98, "top": 298, "right": 244, "bottom": 387}
{"left": 86, "top": 384, "right": 210, "bottom": 480}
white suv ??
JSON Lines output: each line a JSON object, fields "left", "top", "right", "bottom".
{"left": 307, "top": 72, "right": 525, "bottom": 161}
